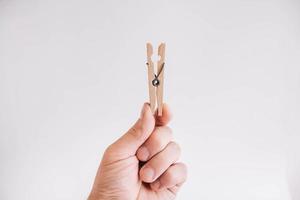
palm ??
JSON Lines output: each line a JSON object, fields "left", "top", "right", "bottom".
{"left": 98, "top": 155, "right": 176, "bottom": 200}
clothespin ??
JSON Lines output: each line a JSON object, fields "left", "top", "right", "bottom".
{"left": 146, "top": 43, "right": 165, "bottom": 116}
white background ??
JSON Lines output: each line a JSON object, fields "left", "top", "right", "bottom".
{"left": 1, "top": 0, "right": 300, "bottom": 199}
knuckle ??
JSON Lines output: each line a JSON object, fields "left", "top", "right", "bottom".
{"left": 163, "top": 126, "right": 173, "bottom": 138}
{"left": 154, "top": 126, "right": 173, "bottom": 142}
{"left": 163, "top": 169, "right": 177, "bottom": 184}
{"left": 150, "top": 136, "right": 163, "bottom": 150}
{"left": 155, "top": 126, "right": 172, "bottom": 135}
{"left": 182, "top": 163, "right": 188, "bottom": 174}
{"left": 162, "top": 163, "right": 188, "bottom": 185}
{"left": 148, "top": 127, "right": 172, "bottom": 151}
{"left": 169, "top": 141, "right": 181, "bottom": 154}
{"left": 162, "top": 126, "right": 172, "bottom": 134}
{"left": 178, "top": 163, "right": 188, "bottom": 181}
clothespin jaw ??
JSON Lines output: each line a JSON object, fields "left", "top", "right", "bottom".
{"left": 146, "top": 42, "right": 166, "bottom": 116}
{"left": 146, "top": 43, "right": 156, "bottom": 113}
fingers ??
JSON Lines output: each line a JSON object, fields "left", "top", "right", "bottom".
{"left": 150, "top": 163, "right": 187, "bottom": 192}
{"left": 139, "top": 142, "right": 181, "bottom": 183}
{"left": 155, "top": 103, "right": 172, "bottom": 126}
{"left": 136, "top": 126, "right": 173, "bottom": 162}
{"left": 105, "top": 103, "right": 155, "bottom": 159}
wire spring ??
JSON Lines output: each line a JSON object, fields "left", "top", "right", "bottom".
{"left": 146, "top": 62, "right": 165, "bottom": 87}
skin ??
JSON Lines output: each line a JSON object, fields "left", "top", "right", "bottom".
{"left": 88, "top": 103, "right": 187, "bottom": 200}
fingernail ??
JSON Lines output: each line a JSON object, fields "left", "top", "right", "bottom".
{"left": 152, "top": 180, "right": 161, "bottom": 190}
{"left": 140, "top": 103, "right": 147, "bottom": 119}
{"left": 137, "top": 146, "right": 149, "bottom": 161}
{"left": 142, "top": 167, "right": 154, "bottom": 182}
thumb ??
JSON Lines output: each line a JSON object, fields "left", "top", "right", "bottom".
{"left": 105, "top": 103, "right": 155, "bottom": 160}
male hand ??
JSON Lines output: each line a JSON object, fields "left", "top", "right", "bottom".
{"left": 88, "top": 103, "right": 187, "bottom": 200}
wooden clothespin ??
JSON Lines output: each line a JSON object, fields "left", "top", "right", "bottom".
{"left": 146, "top": 43, "right": 165, "bottom": 116}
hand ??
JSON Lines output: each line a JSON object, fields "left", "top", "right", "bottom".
{"left": 88, "top": 103, "right": 187, "bottom": 200}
